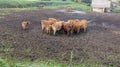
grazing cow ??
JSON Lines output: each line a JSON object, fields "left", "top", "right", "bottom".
{"left": 63, "top": 21, "right": 73, "bottom": 35}
{"left": 21, "top": 21, "right": 30, "bottom": 30}
{"left": 51, "top": 21, "right": 64, "bottom": 35}
{"left": 66, "top": 6, "right": 72, "bottom": 12}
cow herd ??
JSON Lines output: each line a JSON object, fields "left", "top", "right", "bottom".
{"left": 41, "top": 18, "right": 88, "bottom": 35}
{"left": 21, "top": 18, "right": 88, "bottom": 36}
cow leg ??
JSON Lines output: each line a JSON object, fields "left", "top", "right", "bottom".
{"left": 42, "top": 26, "right": 45, "bottom": 32}
{"left": 48, "top": 30, "right": 51, "bottom": 34}
{"left": 67, "top": 32, "right": 70, "bottom": 36}
{"left": 84, "top": 28, "right": 86, "bottom": 32}
{"left": 84, "top": 26, "right": 87, "bottom": 32}
{"left": 67, "top": 29, "right": 71, "bottom": 36}
{"left": 47, "top": 29, "right": 49, "bottom": 34}
{"left": 53, "top": 27, "right": 56, "bottom": 35}
{"left": 53, "top": 30, "right": 56, "bottom": 35}
{"left": 70, "top": 29, "right": 73, "bottom": 35}
{"left": 77, "top": 28, "right": 80, "bottom": 34}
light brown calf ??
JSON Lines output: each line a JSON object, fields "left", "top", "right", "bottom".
{"left": 21, "top": 21, "right": 30, "bottom": 30}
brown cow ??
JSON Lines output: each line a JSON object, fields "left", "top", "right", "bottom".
{"left": 51, "top": 21, "right": 64, "bottom": 35}
{"left": 41, "top": 18, "right": 58, "bottom": 34}
{"left": 79, "top": 19, "right": 88, "bottom": 32}
{"left": 46, "top": 25, "right": 52, "bottom": 34}
{"left": 41, "top": 20, "right": 50, "bottom": 33}
{"left": 66, "top": 6, "right": 72, "bottom": 12}
{"left": 21, "top": 21, "right": 30, "bottom": 30}
{"left": 72, "top": 19, "right": 88, "bottom": 33}
{"left": 63, "top": 21, "right": 73, "bottom": 35}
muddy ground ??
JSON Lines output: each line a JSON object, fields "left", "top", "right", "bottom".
{"left": 0, "top": 9, "right": 120, "bottom": 66}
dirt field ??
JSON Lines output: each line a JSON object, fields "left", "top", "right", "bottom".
{"left": 0, "top": 9, "right": 120, "bottom": 66}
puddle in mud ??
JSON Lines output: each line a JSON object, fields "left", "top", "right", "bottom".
{"left": 56, "top": 9, "right": 86, "bottom": 14}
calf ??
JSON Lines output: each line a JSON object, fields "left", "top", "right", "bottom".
{"left": 21, "top": 21, "right": 30, "bottom": 30}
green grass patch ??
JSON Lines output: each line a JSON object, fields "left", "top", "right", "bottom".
{"left": 0, "top": 0, "right": 38, "bottom": 8}
{"left": 0, "top": 0, "right": 91, "bottom": 12}
{"left": 44, "top": 2, "right": 91, "bottom": 12}
{"left": 112, "top": 6, "right": 120, "bottom": 13}
{"left": 0, "top": 57, "right": 116, "bottom": 67}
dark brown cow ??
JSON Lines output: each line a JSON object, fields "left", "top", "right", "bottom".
{"left": 63, "top": 21, "right": 73, "bottom": 35}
